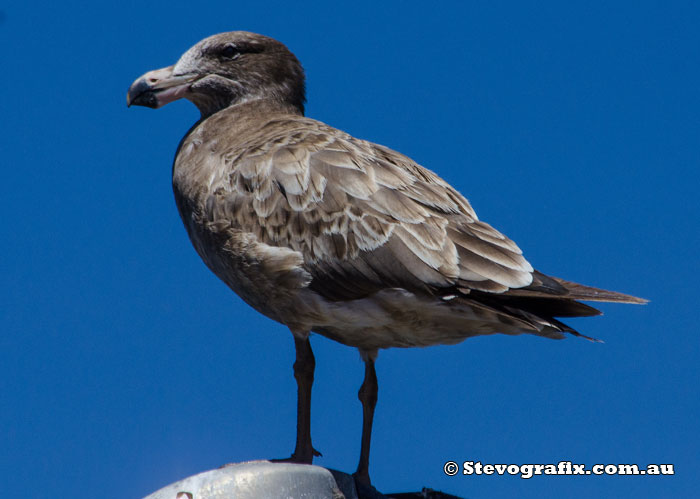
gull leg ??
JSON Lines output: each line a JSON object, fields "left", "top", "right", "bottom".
{"left": 274, "top": 335, "right": 321, "bottom": 463}
{"left": 353, "top": 355, "right": 378, "bottom": 486}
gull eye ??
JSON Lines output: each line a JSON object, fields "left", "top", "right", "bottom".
{"left": 220, "top": 45, "right": 239, "bottom": 59}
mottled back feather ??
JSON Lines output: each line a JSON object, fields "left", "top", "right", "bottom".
{"left": 175, "top": 103, "right": 644, "bottom": 343}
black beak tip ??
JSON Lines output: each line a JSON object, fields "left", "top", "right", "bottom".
{"left": 127, "top": 78, "right": 159, "bottom": 108}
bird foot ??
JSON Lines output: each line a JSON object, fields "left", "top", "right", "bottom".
{"left": 270, "top": 447, "right": 322, "bottom": 465}
{"left": 352, "top": 469, "right": 372, "bottom": 487}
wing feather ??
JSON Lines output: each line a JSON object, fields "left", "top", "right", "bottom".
{"left": 206, "top": 118, "right": 540, "bottom": 301}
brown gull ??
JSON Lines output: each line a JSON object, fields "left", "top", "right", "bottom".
{"left": 127, "top": 31, "right": 646, "bottom": 486}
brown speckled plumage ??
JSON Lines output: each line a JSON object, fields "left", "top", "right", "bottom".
{"left": 128, "top": 31, "right": 645, "bottom": 484}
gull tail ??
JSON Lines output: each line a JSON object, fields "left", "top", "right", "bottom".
{"left": 465, "top": 271, "right": 647, "bottom": 342}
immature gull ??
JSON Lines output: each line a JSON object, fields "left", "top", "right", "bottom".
{"left": 127, "top": 31, "right": 645, "bottom": 486}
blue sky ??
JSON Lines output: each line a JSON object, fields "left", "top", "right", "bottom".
{"left": 2, "top": 1, "right": 698, "bottom": 498}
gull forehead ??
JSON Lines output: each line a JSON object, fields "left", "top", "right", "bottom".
{"left": 172, "top": 32, "right": 254, "bottom": 74}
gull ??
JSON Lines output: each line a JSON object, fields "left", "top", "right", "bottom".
{"left": 127, "top": 31, "right": 645, "bottom": 486}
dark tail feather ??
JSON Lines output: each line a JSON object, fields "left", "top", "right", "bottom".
{"left": 490, "top": 296, "right": 603, "bottom": 317}
{"left": 506, "top": 271, "right": 647, "bottom": 305}
{"left": 548, "top": 317, "right": 604, "bottom": 343}
{"left": 550, "top": 277, "right": 648, "bottom": 304}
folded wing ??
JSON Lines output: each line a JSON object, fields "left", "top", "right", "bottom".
{"left": 203, "top": 117, "right": 644, "bottom": 338}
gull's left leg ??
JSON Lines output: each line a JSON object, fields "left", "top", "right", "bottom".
{"left": 273, "top": 334, "right": 321, "bottom": 463}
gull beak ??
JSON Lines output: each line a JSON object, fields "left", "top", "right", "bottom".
{"left": 127, "top": 65, "right": 199, "bottom": 108}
